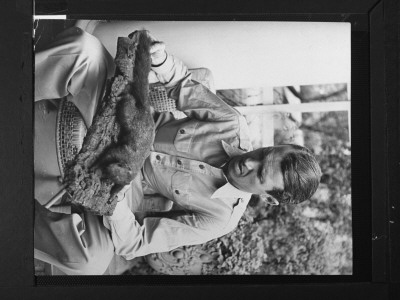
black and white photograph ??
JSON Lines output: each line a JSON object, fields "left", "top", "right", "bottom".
{"left": 33, "top": 20, "right": 352, "bottom": 276}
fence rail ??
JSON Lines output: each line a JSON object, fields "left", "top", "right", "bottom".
{"left": 234, "top": 101, "right": 350, "bottom": 114}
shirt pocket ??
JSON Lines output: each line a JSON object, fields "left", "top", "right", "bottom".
{"left": 171, "top": 171, "right": 192, "bottom": 204}
{"left": 173, "top": 121, "right": 198, "bottom": 153}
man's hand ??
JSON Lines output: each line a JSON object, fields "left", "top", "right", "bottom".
{"left": 148, "top": 34, "right": 167, "bottom": 66}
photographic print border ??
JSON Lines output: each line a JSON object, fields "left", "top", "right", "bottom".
{"left": 1, "top": 0, "right": 398, "bottom": 298}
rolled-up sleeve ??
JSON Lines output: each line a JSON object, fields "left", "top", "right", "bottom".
{"left": 150, "top": 54, "right": 189, "bottom": 88}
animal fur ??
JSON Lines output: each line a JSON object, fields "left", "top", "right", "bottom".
{"left": 95, "top": 32, "right": 155, "bottom": 185}
{"left": 64, "top": 30, "right": 155, "bottom": 215}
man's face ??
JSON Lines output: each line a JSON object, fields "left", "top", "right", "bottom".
{"left": 224, "top": 145, "right": 294, "bottom": 195}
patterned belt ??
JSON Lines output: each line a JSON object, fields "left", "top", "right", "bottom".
{"left": 55, "top": 98, "right": 87, "bottom": 179}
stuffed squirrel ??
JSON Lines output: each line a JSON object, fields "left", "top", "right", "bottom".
{"left": 94, "top": 31, "right": 155, "bottom": 186}
{"left": 65, "top": 30, "right": 155, "bottom": 215}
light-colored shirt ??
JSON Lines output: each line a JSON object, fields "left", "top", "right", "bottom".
{"left": 103, "top": 53, "right": 253, "bottom": 260}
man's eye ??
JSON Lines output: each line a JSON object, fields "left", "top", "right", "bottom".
{"left": 258, "top": 168, "right": 264, "bottom": 183}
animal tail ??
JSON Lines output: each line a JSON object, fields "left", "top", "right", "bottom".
{"left": 131, "top": 31, "right": 152, "bottom": 108}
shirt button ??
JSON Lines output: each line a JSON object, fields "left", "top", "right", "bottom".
{"left": 179, "top": 129, "right": 185, "bottom": 134}
{"left": 156, "top": 155, "right": 161, "bottom": 160}
{"left": 199, "top": 164, "right": 205, "bottom": 169}
{"left": 175, "top": 190, "right": 180, "bottom": 195}
{"left": 177, "top": 160, "right": 182, "bottom": 165}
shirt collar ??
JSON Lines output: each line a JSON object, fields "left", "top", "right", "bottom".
{"left": 211, "top": 181, "right": 252, "bottom": 200}
{"left": 221, "top": 140, "right": 247, "bottom": 158}
{"left": 211, "top": 140, "right": 252, "bottom": 200}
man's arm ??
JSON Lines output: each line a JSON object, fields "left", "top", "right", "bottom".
{"left": 149, "top": 39, "right": 189, "bottom": 88}
{"left": 103, "top": 196, "right": 227, "bottom": 259}
{"left": 148, "top": 38, "right": 244, "bottom": 123}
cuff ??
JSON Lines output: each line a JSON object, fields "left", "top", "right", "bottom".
{"left": 151, "top": 51, "right": 168, "bottom": 68}
{"left": 105, "top": 198, "right": 133, "bottom": 221}
{"left": 151, "top": 53, "right": 174, "bottom": 75}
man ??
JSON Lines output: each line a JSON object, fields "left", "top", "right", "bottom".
{"left": 34, "top": 26, "right": 321, "bottom": 275}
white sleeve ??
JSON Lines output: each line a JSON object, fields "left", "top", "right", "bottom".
{"left": 103, "top": 195, "right": 224, "bottom": 260}
{"left": 102, "top": 198, "right": 142, "bottom": 257}
{"left": 150, "top": 54, "right": 189, "bottom": 88}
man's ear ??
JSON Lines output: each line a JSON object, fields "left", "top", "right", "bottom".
{"left": 260, "top": 194, "right": 279, "bottom": 206}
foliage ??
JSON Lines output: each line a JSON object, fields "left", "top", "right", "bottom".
{"left": 201, "top": 213, "right": 267, "bottom": 275}
{"left": 247, "top": 198, "right": 352, "bottom": 275}
{"left": 248, "top": 102, "right": 353, "bottom": 275}
{"left": 123, "top": 257, "right": 162, "bottom": 275}
{"left": 302, "top": 110, "right": 352, "bottom": 237}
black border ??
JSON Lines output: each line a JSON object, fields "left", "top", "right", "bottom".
{"left": 2, "top": 0, "right": 399, "bottom": 298}
{"left": 34, "top": 14, "right": 371, "bottom": 286}
{"left": 385, "top": 0, "right": 400, "bottom": 285}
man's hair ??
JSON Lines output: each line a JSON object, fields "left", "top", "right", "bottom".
{"left": 268, "top": 144, "right": 322, "bottom": 204}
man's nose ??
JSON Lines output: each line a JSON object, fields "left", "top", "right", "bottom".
{"left": 244, "top": 158, "right": 260, "bottom": 170}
